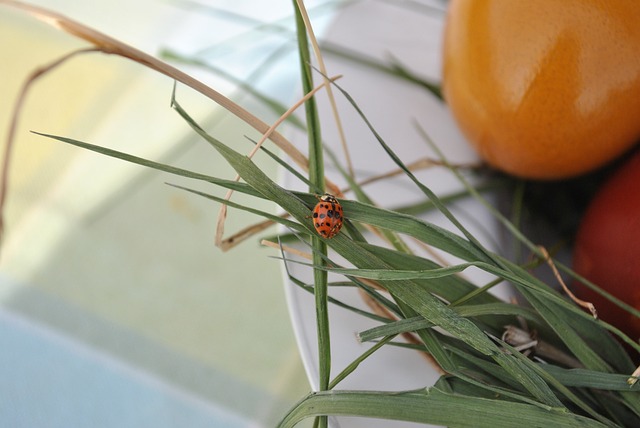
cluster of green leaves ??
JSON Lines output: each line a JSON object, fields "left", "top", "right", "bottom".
{"left": 35, "top": 1, "right": 640, "bottom": 427}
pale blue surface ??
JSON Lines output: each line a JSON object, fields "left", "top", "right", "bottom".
{"left": 0, "top": 309, "right": 253, "bottom": 428}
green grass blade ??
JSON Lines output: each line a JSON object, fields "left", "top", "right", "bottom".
{"left": 494, "top": 338, "right": 616, "bottom": 425}
{"left": 359, "top": 304, "right": 541, "bottom": 343}
{"left": 321, "top": 41, "right": 442, "bottom": 100}
{"left": 292, "top": 2, "right": 330, "bottom": 408}
{"left": 329, "top": 336, "right": 396, "bottom": 389}
{"left": 358, "top": 317, "right": 433, "bottom": 342}
{"left": 540, "top": 366, "right": 640, "bottom": 391}
{"left": 338, "top": 199, "right": 488, "bottom": 262}
{"left": 278, "top": 389, "right": 607, "bottom": 428}
{"left": 350, "top": 241, "right": 499, "bottom": 304}
{"left": 31, "top": 132, "right": 261, "bottom": 197}
{"left": 165, "top": 183, "right": 303, "bottom": 233}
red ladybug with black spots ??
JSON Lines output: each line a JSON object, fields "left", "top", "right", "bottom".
{"left": 312, "top": 193, "right": 343, "bottom": 239}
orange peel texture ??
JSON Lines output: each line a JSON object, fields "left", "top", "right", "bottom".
{"left": 443, "top": 0, "right": 640, "bottom": 179}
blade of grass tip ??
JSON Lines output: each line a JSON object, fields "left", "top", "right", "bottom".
{"left": 31, "top": 132, "right": 264, "bottom": 197}
{"left": 540, "top": 366, "right": 640, "bottom": 392}
{"left": 351, "top": 239, "right": 500, "bottom": 304}
{"left": 166, "top": 183, "right": 306, "bottom": 233}
{"left": 162, "top": 45, "right": 308, "bottom": 131}
{"left": 170, "top": 99, "right": 317, "bottom": 230}
{"left": 329, "top": 335, "right": 396, "bottom": 389}
{"left": 292, "top": 5, "right": 330, "bottom": 423}
{"left": 359, "top": 317, "right": 433, "bottom": 343}
{"left": 449, "top": 277, "right": 505, "bottom": 307}
{"left": 360, "top": 301, "right": 540, "bottom": 343}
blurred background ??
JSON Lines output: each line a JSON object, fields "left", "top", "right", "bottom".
{"left": 0, "top": 0, "right": 345, "bottom": 426}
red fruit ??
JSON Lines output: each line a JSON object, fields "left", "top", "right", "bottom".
{"left": 572, "top": 150, "right": 640, "bottom": 342}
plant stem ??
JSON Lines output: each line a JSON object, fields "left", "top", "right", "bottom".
{"left": 293, "top": 3, "right": 330, "bottom": 428}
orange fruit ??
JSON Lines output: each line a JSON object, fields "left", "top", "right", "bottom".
{"left": 442, "top": 0, "right": 640, "bottom": 180}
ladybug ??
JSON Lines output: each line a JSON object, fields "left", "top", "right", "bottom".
{"left": 312, "top": 193, "right": 344, "bottom": 239}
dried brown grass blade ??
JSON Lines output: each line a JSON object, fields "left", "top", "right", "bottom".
{"left": 0, "top": 46, "right": 99, "bottom": 247}
{"left": 353, "top": 157, "right": 481, "bottom": 190}
{"left": 261, "top": 239, "right": 311, "bottom": 261}
{"left": 538, "top": 246, "right": 597, "bottom": 318}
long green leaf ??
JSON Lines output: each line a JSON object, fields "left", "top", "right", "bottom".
{"left": 292, "top": 5, "right": 330, "bottom": 418}
{"left": 359, "top": 303, "right": 541, "bottom": 343}
{"left": 31, "top": 132, "right": 261, "bottom": 197}
{"left": 540, "top": 366, "right": 640, "bottom": 391}
{"left": 278, "top": 389, "right": 606, "bottom": 428}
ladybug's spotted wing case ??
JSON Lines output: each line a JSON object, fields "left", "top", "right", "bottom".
{"left": 312, "top": 194, "right": 343, "bottom": 239}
